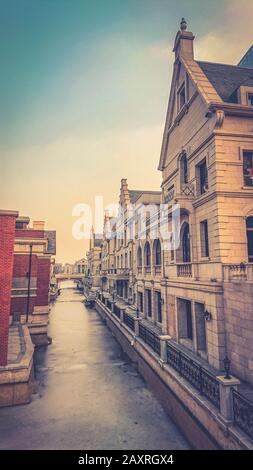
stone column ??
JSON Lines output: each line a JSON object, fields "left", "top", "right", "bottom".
{"left": 160, "top": 335, "right": 171, "bottom": 362}
{"left": 217, "top": 375, "right": 240, "bottom": 423}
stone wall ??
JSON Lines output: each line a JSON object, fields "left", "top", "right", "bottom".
{"left": 224, "top": 281, "right": 253, "bottom": 385}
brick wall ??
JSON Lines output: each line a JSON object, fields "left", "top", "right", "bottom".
{"left": 15, "top": 229, "right": 44, "bottom": 239}
{"left": 0, "top": 212, "right": 17, "bottom": 366}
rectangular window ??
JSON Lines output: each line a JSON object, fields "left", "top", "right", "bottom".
{"left": 200, "top": 220, "right": 209, "bottom": 257}
{"left": 145, "top": 289, "right": 152, "bottom": 317}
{"left": 247, "top": 93, "right": 253, "bottom": 106}
{"left": 170, "top": 234, "right": 175, "bottom": 261}
{"left": 177, "top": 298, "right": 193, "bottom": 342}
{"left": 186, "top": 300, "right": 193, "bottom": 340}
{"left": 155, "top": 291, "right": 162, "bottom": 324}
{"left": 196, "top": 158, "right": 208, "bottom": 195}
{"left": 243, "top": 151, "right": 253, "bottom": 187}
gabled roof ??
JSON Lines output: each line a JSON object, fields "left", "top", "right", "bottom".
{"left": 128, "top": 190, "right": 145, "bottom": 203}
{"left": 197, "top": 61, "right": 253, "bottom": 103}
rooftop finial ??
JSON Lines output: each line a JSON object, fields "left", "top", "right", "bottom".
{"left": 180, "top": 18, "right": 187, "bottom": 31}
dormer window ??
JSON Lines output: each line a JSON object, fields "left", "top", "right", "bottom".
{"left": 247, "top": 93, "right": 253, "bottom": 106}
{"left": 178, "top": 83, "right": 186, "bottom": 111}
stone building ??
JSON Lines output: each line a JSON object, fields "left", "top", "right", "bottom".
{"left": 74, "top": 258, "right": 88, "bottom": 274}
{"left": 158, "top": 19, "right": 253, "bottom": 384}
{"left": 97, "top": 179, "right": 162, "bottom": 308}
{"left": 86, "top": 228, "right": 103, "bottom": 290}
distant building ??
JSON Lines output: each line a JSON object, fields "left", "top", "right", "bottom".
{"left": 238, "top": 45, "right": 253, "bottom": 68}
{"left": 85, "top": 229, "right": 103, "bottom": 290}
{"left": 54, "top": 262, "right": 64, "bottom": 274}
{"left": 63, "top": 263, "right": 74, "bottom": 274}
{"left": 74, "top": 258, "right": 88, "bottom": 274}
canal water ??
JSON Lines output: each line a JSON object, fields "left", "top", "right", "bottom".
{"left": 0, "top": 283, "right": 190, "bottom": 450}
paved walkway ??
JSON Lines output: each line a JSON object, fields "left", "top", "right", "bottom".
{"left": 0, "top": 284, "right": 190, "bottom": 450}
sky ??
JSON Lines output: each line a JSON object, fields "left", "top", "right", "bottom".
{"left": 1, "top": 0, "right": 253, "bottom": 263}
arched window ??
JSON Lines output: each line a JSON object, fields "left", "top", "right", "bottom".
{"left": 129, "top": 251, "right": 132, "bottom": 268}
{"left": 153, "top": 239, "right": 162, "bottom": 266}
{"left": 182, "top": 223, "right": 191, "bottom": 262}
{"left": 180, "top": 153, "right": 188, "bottom": 185}
{"left": 144, "top": 241, "right": 151, "bottom": 266}
{"left": 137, "top": 247, "right": 142, "bottom": 266}
{"left": 246, "top": 217, "right": 253, "bottom": 262}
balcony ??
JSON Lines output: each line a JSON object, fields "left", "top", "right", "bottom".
{"left": 177, "top": 263, "right": 192, "bottom": 277}
{"left": 107, "top": 268, "right": 130, "bottom": 280}
{"left": 223, "top": 263, "right": 253, "bottom": 282}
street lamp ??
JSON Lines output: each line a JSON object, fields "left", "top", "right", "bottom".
{"left": 223, "top": 356, "right": 231, "bottom": 380}
{"left": 26, "top": 243, "right": 33, "bottom": 324}
{"left": 204, "top": 309, "right": 212, "bottom": 321}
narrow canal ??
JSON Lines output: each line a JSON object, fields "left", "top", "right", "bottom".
{"left": 0, "top": 283, "right": 190, "bottom": 450}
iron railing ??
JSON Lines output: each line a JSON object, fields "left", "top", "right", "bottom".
{"left": 139, "top": 324, "right": 161, "bottom": 355}
{"left": 177, "top": 263, "right": 192, "bottom": 277}
{"left": 107, "top": 300, "right": 112, "bottom": 311}
{"left": 123, "top": 312, "right": 135, "bottom": 332}
{"left": 232, "top": 389, "right": 253, "bottom": 439}
{"left": 166, "top": 341, "right": 220, "bottom": 408}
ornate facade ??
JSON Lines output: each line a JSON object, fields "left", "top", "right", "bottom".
{"left": 87, "top": 21, "right": 253, "bottom": 387}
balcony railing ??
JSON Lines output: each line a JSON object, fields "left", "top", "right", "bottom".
{"left": 177, "top": 263, "right": 192, "bottom": 277}
{"left": 232, "top": 389, "right": 253, "bottom": 439}
{"left": 166, "top": 341, "right": 220, "bottom": 408}
{"left": 139, "top": 324, "right": 161, "bottom": 355}
{"left": 144, "top": 266, "right": 151, "bottom": 275}
{"left": 123, "top": 312, "right": 135, "bottom": 332}
{"left": 223, "top": 263, "right": 253, "bottom": 282}
{"left": 154, "top": 265, "right": 162, "bottom": 276}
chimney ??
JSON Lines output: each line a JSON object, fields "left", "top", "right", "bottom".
{"left": 173, "top": 18, "right": 195, "bottom": 60}
{"left": 33, "top": 221, "right": 45, "bottom": 231}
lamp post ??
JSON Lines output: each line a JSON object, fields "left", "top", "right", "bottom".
{"left": 26, "top": 243, "right": 33, "bottom": 324}
{"left": 223, "top": 356, "right": 231, "bottom": 380}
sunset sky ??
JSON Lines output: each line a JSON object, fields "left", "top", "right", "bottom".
{"left": 1, "top": 0, "right": 253, "bottom": 263}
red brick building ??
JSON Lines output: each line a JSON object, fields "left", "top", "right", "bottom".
{"left": 11, "top": 218, "right": 56, "bottom": 344}
{"left": 0, "top": 210, "right": 18, "bottom": 366}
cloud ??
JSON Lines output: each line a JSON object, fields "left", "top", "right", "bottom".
{"left": 195, "top": 0, "right": 253, "bottom": 63}
{"left": 1, "top": 124, "right": 163, "bottom": 263}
